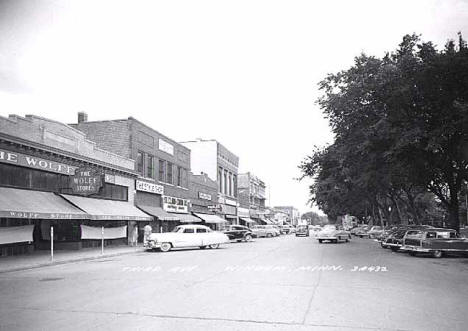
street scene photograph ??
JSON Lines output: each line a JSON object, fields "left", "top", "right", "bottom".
{"left": 1, "top": 1, "right": 468, "bottom": 330}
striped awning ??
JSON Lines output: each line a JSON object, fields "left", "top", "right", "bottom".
{"left": 193, "top": 213, "right": 228, "bottom": 224}
{"left": 136, "top": 205, "right": 179, "bottom": 221}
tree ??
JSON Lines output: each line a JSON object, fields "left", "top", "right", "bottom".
{"left": 300, "top": 33, "right": 468, "bottom": 231}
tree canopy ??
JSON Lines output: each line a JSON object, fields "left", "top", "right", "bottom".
{"left": 300, "top": 33, "right": 468, "bottom": 231}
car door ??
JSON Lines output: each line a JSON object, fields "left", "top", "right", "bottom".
{"left": 224, "top": 226, "right": 237, "bottom": 240}
{"left": 196, "top": 227, "right": 212, "bottom": 246}
{"left": 178, "top": 227, "right": 200, "bottom": 247}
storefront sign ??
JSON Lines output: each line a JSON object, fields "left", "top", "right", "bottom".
{"left": 207, "top": 205, "right": 221, "bottom": 211}
{"left": 225, "top": 198, "right": 237, "bottom": 206}
{"left": 237, "top": 207, "right": 250, "bottom": 217}
{"left": 163, "top": 196, "right": 189, "bottom": 213}
{"left": 104, "top": 174, "right": 116, "bottom": 184}
{"left": 136, "top": 180, "right": 164, "bottom": 195}
{"left": 0, "top": 149, "right": 76, "bottom": 175}
{"left": 70, "top": 168, "right": 102, "bottom": 195}
{"left": 198, "top": 192, "right": 212, "bottom": 200}
{"left": 0, "top": 210, "right": 87, "bottom": 219}
{"left": 221, "top": 204, "right": 237, "bottom": 215}
{"left": 159, "top": 139, "right": 174, "bottom": 155}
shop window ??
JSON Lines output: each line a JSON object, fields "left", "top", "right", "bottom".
{"left": 158, "top": 159, "right": 166, "bottom": 182}
{"left": 137, "top": 151, "right": 144, "bottom": 175}
{"left": 147, "top": 154, "right": 154, "bottom": 179}
{"left": 167, "top": 162, "right": 173, "bottom": 184}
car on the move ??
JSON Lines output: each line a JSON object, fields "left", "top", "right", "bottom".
{"left": 145, "top": 224, "right": 230, "bottom": 252}
{"left": 367, "top": 226, "right": 384, "bottom": 239}
{"left": 317, "top": 227, "right": 351, "bottom": 243}
{"left": 354, "top": 225, "right": 371, "bottom": 238}
{"left": 251, "top": 225, "right": 278, "bottom": 238}
{"left": 224, "top": 225, "right": 255, "bottom": 242}
{"left": 295, "top": 225, "right": 309, "bottom": 237}
{"left": 401, "top": 228, "right": 468, "bottom": 258}
{"left": 280, "top": 225, "right": 294, "bottom": 234}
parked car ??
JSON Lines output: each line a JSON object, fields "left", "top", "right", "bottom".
{"left": 251, "top": 225, "right": 278, "bottom": 238}
{"left": 367, "top": 226, "right": 384, "bottom": 239}
{"left": 317, "top": 228, "right": 351, "bottom": 243}
{"left": 350, "top": 225, "right": 367, "bottom": 236}
{"left": 145, "top": 224, "right": 230, "bottom": 252}
{"left": 401, "top": 228, "right": 468, "bottom": 258}
{"left": 381, "top": 229, "right": 408, "bottom": 250}
{"left": 295, "top": 225, "right": 309, "bottom": 237}
{"left": 354, "top": 226, "right": 371, "bottom": 238}
{"left": 224, "top": 225, "right": 255, "bottom": 242}
{"left": 280, "top": 225, "right": 294, "bottom": 234}
{"left": 269, "top": 225, "right": 282, "bottom": 236}
{"left": 309, "top": 227, "right": 322, "bottom": 237}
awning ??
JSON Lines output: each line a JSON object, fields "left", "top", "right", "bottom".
{"left": 239, "top": 217, "right": 255, "bottom": 224}
{"left": 0, "top": 187, "right": 88, "bottom": 219}
{"left": 225, "top": 215, "right": 237, "bottom": 219}
{"left": 260, "top": 218, "right": 273, "bottom": 225}
{"left": 136, "top": 205, "right": 179, "bottom": 221}
{"left": 61, "top": 194, "right": 152, "bottom": 221}
{"left": 193, "top": 213, "right": 228, "bottom": 224}
{"left": 169, "top": 213, "right": 201, "bottom": 223}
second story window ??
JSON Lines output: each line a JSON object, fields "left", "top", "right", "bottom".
{"left": 218, "top": 167, "right": 223, "bottom": 192}
{"left": 177, "top": 166, "right": 182, "bottom": 187}
{"left": 233, "top": 174, "right": 237, "bottom": 197}
{"left": 147, "top": 155, "right": 154, "bottom": 179}
{"left": 137, "top": 151, "right": 144, "bottom": 175}
{"left": 158, "top": 159, "right": 165, "bottom": 182}
{"left": 167, "top": 162, "right": 173, "bottom": 184}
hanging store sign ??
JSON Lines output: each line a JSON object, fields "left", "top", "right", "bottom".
{"left": 70, "top": 168, "right": 102, "bottom": 195}
{"left": 136, "top": 180, "right": 164, "bottom": 195}
{"left": 0, "top": 149, "right": 77, "bottom": 175}
{"left": 225, "top": 198, "right": 237, "bottom": 206}
{"left": 163, "top": 196, "right": 189, "bottom": 213}
{"left": 198, "top": 192, "right": 212, "bottom": 201}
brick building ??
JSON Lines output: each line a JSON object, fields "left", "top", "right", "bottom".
{"left": 273, "top": 206, "right": 300, "bottom": 226}
{"left": 237, "top": 172, "right": 266, "bottom": 226}
{"left": 180, "top": 139, "right": 239, "bottom": 224}
{"left": 72, "top": 114, "right": 199, "bottom": 234}
{"left": 0, "top": 114, "right": 150, "bottom": 256}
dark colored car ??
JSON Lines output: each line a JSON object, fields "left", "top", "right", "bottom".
{"left": 382, "top": 229, "right": 408, "bottom": 250}
{"left": 295, "top": 225, "right": 309, "bottom": 237}
{"left": 401, "top": 228, "right": 468, "bottom": 258}
{"left": 224, "top": 225, "right": 256, "bottom": 242}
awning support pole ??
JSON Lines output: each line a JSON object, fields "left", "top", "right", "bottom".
{"left": 50, "top": 226, "right": 54, "bottom": 262}
{"left": 101, "top": 226, "right": 104, "bottom": 255}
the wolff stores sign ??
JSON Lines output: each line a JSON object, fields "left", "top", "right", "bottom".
{"left": 70, "top": 167, "right": 102, "bottom": 195}
{"left": 0, "top": 149, "right": 77, "bottom": 175}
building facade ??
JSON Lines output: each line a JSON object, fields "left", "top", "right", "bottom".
{"left": 73, "top": 114, "right": 199, "bottom": 234}
{"left": 238, "top": 172, "right": 267, "bottom": 225}
{"left": 273, "top": 206, "right": 300, "bottom": 226}
{"left": 180, "top": 139, "right": 239, "bottom": 224}
{"left": 0, "top": 115, "right": 150, "bottom": 257}
{"left": 188, "top": 173, "right": 227, "bottom": 230}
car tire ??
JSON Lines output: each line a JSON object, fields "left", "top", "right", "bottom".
{"left": 318, "top": 239, "right": 323, "bottom": 243}
{"left": 209, "top": 244, "right": 220, "bottom": 249}
{"left": 345, "top": 238, "right": 349, "bottom": 242}
{"left": 390, "top": 247, "right": 399, "bottom": 252}
{"left": 267, "top": 233, "right": 273, "bottom": 238}
{"left": 244, "top": 234, "right": 252, "bottom": 242}
{"left": 432, "top": 250, "right": 443, "bottom": 258}
{"left": 408, "top": 251, "right": 416, "bottom": 256}
{"left": 380, "top": 242, "right": 387, "bottom": 248}
{"left": 200, "top": 246, "right": 207, "bottom": 249}
{"left": 160, "top": 242, "right": 172, "bottom": 252}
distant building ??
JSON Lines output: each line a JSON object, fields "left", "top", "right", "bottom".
{"left": 273, "top": 206, "right": 300, "bottom": 226}
{"left": 180, "top": 139, "right": 239, "bottom": 224}
{"left": 238, "top": 172, "right": 266, "bottom": 225}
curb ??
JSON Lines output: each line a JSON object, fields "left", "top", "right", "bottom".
{"left": 0, "top": 248, "right": 146, "bottom": 274}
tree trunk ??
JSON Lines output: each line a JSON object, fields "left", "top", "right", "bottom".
{"left": 448, "top": 191, "right": 460, "bottom": 232}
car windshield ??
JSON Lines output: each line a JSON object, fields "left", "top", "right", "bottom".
{"left": 171, "top": 226, "right": 183, "bottom": 233}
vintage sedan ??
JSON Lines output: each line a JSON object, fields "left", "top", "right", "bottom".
{"left": 224, "top": 225, "right": 255, "bottom": 242}
{"left": 295, "top": 225, "right": 309, "bottom": 237}
{"left": 401, "top": 228, "right": 468, "bottom": 258}
{"left": 317, "top": 228, "right": 351, "bottom": 243}
{"left": 145, "top": 224, "right": 230, "bottom": 252}
{"left": 367, "top": 226, "right": 384, "bottom": 239}
{"left": 251, "top": 225, "right": 278, "bottom": 238}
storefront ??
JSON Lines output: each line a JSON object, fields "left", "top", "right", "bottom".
{"left": 237, "top": 207, "right": 255, "bottom": 227}
{"left": 163, "top": 195, "right": 201, "bottom": 225}
{"left": 0, "top": 115, "right": 145, "bottom": 256}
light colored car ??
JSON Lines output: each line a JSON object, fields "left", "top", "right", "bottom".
{"left": 251, "top": 225, "right": 279, "bottom": 238}
{"left": 317, "top": 227, "right": 351, "bottom": 243}
{"left": 145, "top": 224, "right": 230, "bottom": 252}
{"left": 367, "top": 226, "right": 384, "bottom": 239}
{"left": 266, "top": 225, "right": 281, "bottom": 236}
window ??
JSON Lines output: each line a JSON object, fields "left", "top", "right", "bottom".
{"left": 228, "top": 173, "right": 232, "bottom": 196}
{"left": 233, "top": 174, "right": 237, "bottom": 197}
{"left": 426, "top": 232, "right": 437, "bottom": 239}
{"left": 183, "top": 228, "right": 195, "bottom": 233}
{"left": 224, "top": 170, "right": 228, "bottom": 194}
{"left": 218, "top": 167, "right": 223, "bottom": 192}
{"left": 177, "top": 166, "right": 182, "bottom": 186}
{"left": 137, "top": 151, "right": 144, "bottom": 175}
{"left": 197, "top": 228, "right": 208, "bottom": 233}
{"left": 158, "top": 160, "right": 165, "bottom": 182}
{"left": 147, "top": 155, "right": 154, "bottom": 179}
{"left": 167, "top": 162, "right": 173, "bottom": 184}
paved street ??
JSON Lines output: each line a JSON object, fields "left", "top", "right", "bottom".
{"left": 1, "top": 235, "right": 468, "bottom": 331}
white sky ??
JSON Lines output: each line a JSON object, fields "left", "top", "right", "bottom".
{"left": 1, "top": 0, "right": 467, "bottom": 215}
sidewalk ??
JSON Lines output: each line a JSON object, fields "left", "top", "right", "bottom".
{"left": 0, "top": 245, "right": 145, "bottom": 274}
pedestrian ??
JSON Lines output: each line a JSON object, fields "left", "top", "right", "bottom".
{"left": 143, "top": 224, "right": 152, "bottom": 245}
{"left": 132, "top": 225, "right": 139, "bottom": 246}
